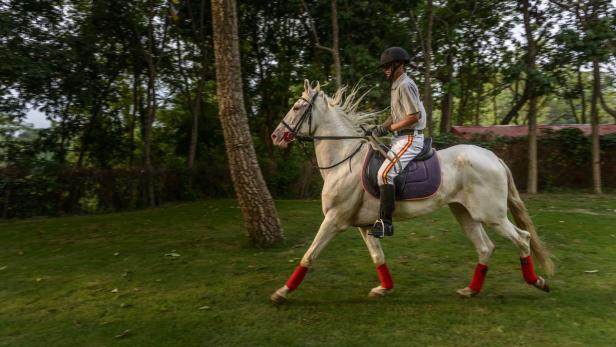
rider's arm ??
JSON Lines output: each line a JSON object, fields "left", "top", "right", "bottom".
{"left": 390, "top": 113, "right": 419, "bottom": 131}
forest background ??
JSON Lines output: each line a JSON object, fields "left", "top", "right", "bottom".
{"left": 1, "top": 0, "right": 616, "bottom": 218}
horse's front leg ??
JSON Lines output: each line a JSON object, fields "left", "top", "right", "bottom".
{"left": 271, "top": 213, "right": 346, "bottom": 303}
{"left": 358, "top": 227, "right": 394, "bottom": 297}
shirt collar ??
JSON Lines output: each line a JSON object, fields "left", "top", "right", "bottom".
{"left": 390, "top": 72, "right": 408, "bottom": 90}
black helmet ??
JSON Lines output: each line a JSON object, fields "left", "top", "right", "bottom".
{"left": 379, "top": 47, "right": 411, "bottom": 68}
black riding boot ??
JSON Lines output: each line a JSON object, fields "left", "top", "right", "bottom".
{"left": 369, "top": 184, "right": 395, "bottom": 238}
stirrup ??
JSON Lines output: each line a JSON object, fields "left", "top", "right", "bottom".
{"left": 369, "top": 219, "right": 385, "bottom": 238}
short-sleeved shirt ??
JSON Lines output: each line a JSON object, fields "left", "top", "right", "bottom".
{"left": 390, "top": 73, "right": 426, "bottom": 130}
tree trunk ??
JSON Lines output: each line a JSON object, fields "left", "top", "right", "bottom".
{"left": 567, "top": 97, "right": 579, "bottom": 123}
{"left": 423, "top": 0, "right": 434, "bottom": 135}
{"left": 590, "top": 57, "right": 602, "bottom": 194}
{"left": 440, "top": 87, "right": 453, "bottom": 133}
{"left": 521, "top": 0, "right": 537, "bottom": 194}
{"left": 500, "top": 84, "right": 530, "bottom": 124}
{"left": 456, "top": 86, "right": 467, "bottom": 126}
{"left": 211, "top": 0, "right": 284, "bottom": 245}
{"left": 598, "top": 81, "right": 616, "bottom": 122}
{"left": 188, "top": 82, "right": 203, "bottom": 170}
{"left": 577, "top": 64, "right": 587, "bottom": 123}
{"left": 143, "top": 61, "right": 157, "bottom": 207}
{"left": 527, "top": 96, "right": 538, "bottom": 194}
{"left": 129, "top": 69, "right": 140, "bottom": 167}
{"left": 330, "top": 0, "right": 341, "bottom": 88}
{"left": 474, "top": 81, "right": 482, "bottom": 125}
{"left": 492, "top": 87, "right": 498, "bottom": 125}
{"left": 141, "top": 1, "right": 168, "bottom": 208}
{"left": 302, "top": 0, "right": 341, "bottom": 88}
{"left": 439, "top": 52, "right": 453, "bottom": 134}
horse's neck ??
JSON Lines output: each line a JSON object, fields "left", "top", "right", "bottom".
{"left": 313, "top": 109, "right": 364, "bottom": 182}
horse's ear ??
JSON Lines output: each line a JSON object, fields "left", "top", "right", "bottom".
{"left": 304, "top": 79, "right": 310, "bottom": 92}
{"left": 315, "top": 81, "right": 321, "bottom": 91}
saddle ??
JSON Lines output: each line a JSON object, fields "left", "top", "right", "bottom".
{"left": 361, "top": 137, "right": 442, "bottom": 200}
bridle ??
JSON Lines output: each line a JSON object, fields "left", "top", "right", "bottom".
{"left": 279, "top": 91, "right": 368, "bottom": 171}
{"left": 280, "top": 92, "right": 319, "bottom": 141}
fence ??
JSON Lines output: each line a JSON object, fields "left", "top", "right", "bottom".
{"left": 1, "top": 128, "right": 614, "bottom": 218}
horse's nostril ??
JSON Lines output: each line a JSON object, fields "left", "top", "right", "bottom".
{"left": 271, "top": 133, "right": 277, "bottom": 140}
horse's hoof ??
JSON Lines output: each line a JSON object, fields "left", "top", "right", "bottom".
{"left": 533, "top": 277, "right": 550, "bottom": 292}
{"left": 456, "top": 287, "right": 479, "bottom": 298}
{"left": 368, "top": 285, "right": 393, "bottom": 298}
{"left": 270, "top": 286, "right": 289, "bottom": 304}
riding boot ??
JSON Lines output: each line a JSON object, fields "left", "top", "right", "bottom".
{"left": 369, "top": 184, "right": 395, "bottom": 238}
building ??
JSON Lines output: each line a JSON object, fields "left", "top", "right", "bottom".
{"left": 451, "top": 124, "right": 616, "bottom": 140}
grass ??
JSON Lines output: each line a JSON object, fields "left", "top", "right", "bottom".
{"left": 1, "top": 194, "right": 616, "bottom": 346}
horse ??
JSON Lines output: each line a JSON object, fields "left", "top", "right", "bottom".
{"left": 269, "top": 80, "right": 553, "bottom": 303}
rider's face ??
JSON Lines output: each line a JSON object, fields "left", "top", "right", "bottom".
{"left": 383, "top": 64, "right": 393, "bottom": 78}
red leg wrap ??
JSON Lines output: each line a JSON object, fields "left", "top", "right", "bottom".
{"left": 286, "top": 265, "right": 308, "bottom": 291}
{"left": 469, "top": 263, "right": 489, "bottom": 292}
{"left": 520, "top": 256, "right": 539, "bottom": 284}
{"left": 377, "top": 264, "right": 394, "bottom": 289}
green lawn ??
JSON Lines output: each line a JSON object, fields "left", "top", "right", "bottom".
{"left": 1, "top": 194, "right": 616, "bottom": 346}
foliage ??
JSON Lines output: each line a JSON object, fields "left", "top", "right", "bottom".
{"left": 2, "top": 0, "right": 616, "bottom": 217}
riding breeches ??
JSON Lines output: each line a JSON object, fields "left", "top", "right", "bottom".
{"left": 377, "top": 134, "right": 424, "bottom": 186}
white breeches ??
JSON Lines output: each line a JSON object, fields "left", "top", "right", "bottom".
{"left": 377, "top": 134, "right": 424, "bottom": 186}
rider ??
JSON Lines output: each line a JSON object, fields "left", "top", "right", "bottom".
{"left": 369, "top": 47, "right": 426, "bottom": 238}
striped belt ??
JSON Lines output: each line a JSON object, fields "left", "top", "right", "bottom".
{"left": 393, "top": 129, "right": 423, "bottom": 137}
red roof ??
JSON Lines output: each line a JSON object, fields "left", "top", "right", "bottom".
{"left": 451, "top": 124, "right": 616, "bottom": 139}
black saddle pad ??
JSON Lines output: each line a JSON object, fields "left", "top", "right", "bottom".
{"left": 361, "top": 138, "right": 442, "bottom": 200}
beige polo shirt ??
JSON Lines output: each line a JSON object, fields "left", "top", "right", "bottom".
{"left": 390, "top": 73, "right": 426, "bottom": 130}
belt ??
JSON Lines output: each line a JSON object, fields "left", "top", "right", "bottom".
{"left": 393, "top": 129, "right": 423, "bottom": 137}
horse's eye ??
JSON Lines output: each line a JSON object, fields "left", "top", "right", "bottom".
{"left": 293, "top": 106, "right": 300, "bottom": 111}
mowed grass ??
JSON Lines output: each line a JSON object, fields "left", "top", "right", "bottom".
{"left": 1, "top": 194, "right": 615, "bottom": 347}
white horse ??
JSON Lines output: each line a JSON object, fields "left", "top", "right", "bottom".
{"left": 269, "top": 80, "right": 553, "bottom": 303}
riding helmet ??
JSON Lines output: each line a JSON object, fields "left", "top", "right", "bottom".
{"left": 379, "top": 47, "right": 411, "bottom": 68}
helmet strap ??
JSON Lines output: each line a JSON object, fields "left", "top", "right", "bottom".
{"left": 387, "top": 62, "right": 403, "bottom": 83}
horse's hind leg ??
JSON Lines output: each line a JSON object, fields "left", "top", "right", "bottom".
{"left": 449, "top": 203, "right": 495, "bottom": 298}
{"left": 358, "top": 227, "right": 394, "bottom": 297}
{"left": 489, "top": 218, "right": 549, "bottom": 291}
{"left": 271, "top": 213, "right": 345, "bottom": 303}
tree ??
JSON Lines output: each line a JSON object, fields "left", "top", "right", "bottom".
{"left": 301, "top": 0, "right": 342, "bottom": 88}
{"left": 168, "top": 0, "right": 213, "bottom": 171}
{"left": 210, "top": 0, "right": 284, "bottom": 245}
{"left": 520, "top": 0, "right": 540, "bottom": 194}
{"left": 410, "top": 0, "right": 434, "bottom": 135}
{"left": 550, "top": 0, "right": 616, "bottom": 194}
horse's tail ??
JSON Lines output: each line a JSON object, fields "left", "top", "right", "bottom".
{"left": 499, "top": 159, "right": 554, "bottom": 276}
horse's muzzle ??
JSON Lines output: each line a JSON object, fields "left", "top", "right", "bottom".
{"left": 271, "top": 129, "right": 293, "bottom": 148}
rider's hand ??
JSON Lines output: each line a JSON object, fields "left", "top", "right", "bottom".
{"left": 371, "top": 124, "right": 389, "bottom": 137}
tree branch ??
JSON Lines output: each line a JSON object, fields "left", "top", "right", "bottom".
{"left": 301, "top": 0, "right": 325, "bottom": 50}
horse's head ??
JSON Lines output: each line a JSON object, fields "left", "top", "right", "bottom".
{"left": 271, "top": 79, "right": 324, "bottom": 148}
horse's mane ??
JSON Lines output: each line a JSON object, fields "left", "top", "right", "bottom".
{"left": 320, "top": 83, "right": 382, "bottom": 133}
